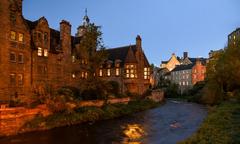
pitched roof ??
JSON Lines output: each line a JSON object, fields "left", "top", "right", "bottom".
{"left": 105, "top": 45, "right": 137, "bottom": 66}
{"left": 24, "top": 19, "right": 39, "bottom": 30}
{"left": 188, "top": 57, "right": 207, "bottom": 65}
{"left": 172, "top": 63, "right": 195, "bottom": 72}
{"left": 105, "top": 45, "right": 150, "bottom": 67}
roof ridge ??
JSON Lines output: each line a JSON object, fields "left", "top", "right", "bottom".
{"left": 106, "top": 44, "right": 136, "bottom": 50}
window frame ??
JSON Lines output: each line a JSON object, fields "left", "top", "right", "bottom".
{"left": 10, "top": 31, "right": 16, "bottom": 41}
{"left": 10, "top": 52, "right": 16, "bottom": 62}
{"left": 18, "top": 53, "right": 24, "bottom": 63}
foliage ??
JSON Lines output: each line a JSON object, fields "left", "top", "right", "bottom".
{"left": 179, "top": 102, "right": 240, "bottom": 144}
{"left": 203, "top": 38, "right": 240, "bottom": 105}
{"left": 181, "top": 81, "right": 206, "bottom": 103}
{"left": 57, "top": 86, "right": 81, "bottom": 100}
{"left": 107, "top": 81, "right": 120, "bottom": 97}
{"left": 157, "top": 75, "right": 171, "bottom": 88}
{"left": 165, "top": 83, "right": 180, "bottom": 98}
{"left": 23, "top": 99, "right": 160, "bottom": 131}
{"left": 80, "top": 78, "right": 109, "bottom": 100}
{"left": 76, "top": 23, "right": 109, "bottom": 100}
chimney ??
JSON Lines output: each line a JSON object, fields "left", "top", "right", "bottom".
{"left": 60, "top": 20, "right": 72, "bottom": 55}
{"left": 136, "top": 35, "right": 142, "bottom": 50}
{"left": 183, "top": 52, "right": 188, "bottom": 59}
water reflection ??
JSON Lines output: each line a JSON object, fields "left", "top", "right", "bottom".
{"left": 0, "top": 101, "right": 207, "bottom": 144}
{"left": 122, "top": 124, "right": 145, "bottom": 143}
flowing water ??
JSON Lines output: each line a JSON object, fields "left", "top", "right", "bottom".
{"left": 0, "top": 100, "right": 207, "bottom": 144}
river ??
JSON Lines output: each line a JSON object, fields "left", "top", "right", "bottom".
{"left": 0, "top": 100, "right": 207, "bottom": 144}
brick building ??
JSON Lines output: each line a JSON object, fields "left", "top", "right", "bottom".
{"left": 0, "top": 0, "right": 151, "bottom": 102}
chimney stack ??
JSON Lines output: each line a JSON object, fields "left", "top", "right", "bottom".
{"left": 183, "top": 52, "right": 188, "bottom": 59}
{"left": 136, "top": 35, "right": 142, "bottom": 50}
{"left": 60, "top": 20, "right": 71, "bottom": 55}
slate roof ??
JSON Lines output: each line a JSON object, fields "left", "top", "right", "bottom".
{"left": 105, "top": 45, "right": 136, "bottom": 67}
{"left": 188, "top": 58, "right": 207, "bottom": 65}
{"left": 24, "top": 19, "right": 38, "bottom": 30}
{"left": 171, "top": 63, "right": 195, "bottom": 72}
{"left": 105, "top": 45, "right": 150, "bottom": 67}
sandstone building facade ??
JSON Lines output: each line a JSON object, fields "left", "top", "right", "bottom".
{"left": 0, "top": 0, "right": 151, "bottom": 102}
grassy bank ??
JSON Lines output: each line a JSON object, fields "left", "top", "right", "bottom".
{"left": 21, "top": 99, "right": 161, "bottom": 132}
{"left": 179, "top": 102, "right": 240, "bottom": 144}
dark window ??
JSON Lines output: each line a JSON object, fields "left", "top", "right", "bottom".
{"left": 10, "top": 74, "right": 16, "bottom": 85}
{"left": 10, "top": 52, "right": 16, "bottom": 62}
{"left": 18, "top": 53, "right": 24, "bottom": 63}
{"left": 44, "top": 32, "right": 48, "bottom": 46}
{"left": 18, "top": 74, "right": 23, "bottom": 86}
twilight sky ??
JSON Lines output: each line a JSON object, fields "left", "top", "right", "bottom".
{"left": 23, "top": 0, "right": 240, "bottom": 66}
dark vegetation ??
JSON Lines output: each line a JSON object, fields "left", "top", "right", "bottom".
{"left": 23, "top": 99, "right": 160, "bottom": 131}
{"left": 180, "top": 38, "right": 240, "bottom": 143}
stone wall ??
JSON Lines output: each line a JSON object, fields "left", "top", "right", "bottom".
{"left": 0, "top": 97, "right": 130, "bottom": 137}
{"left": 147, "top": 90, "right": 164, "bottom": 102}
{"left": 0, "top": 105, "right": 51, "bottom": 136}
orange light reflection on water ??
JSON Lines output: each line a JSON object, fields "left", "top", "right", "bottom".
{"left": 122, "top": 124, "right": 146, "bottom": 144}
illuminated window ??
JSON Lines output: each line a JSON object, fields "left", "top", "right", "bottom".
{"left": 81, "top": 72, "right": 85, "bottom": 78}
{"left": 125, "top": 64, "right": 137, "bottom": 78}
{"left": 107, "top": 69, "right": 111, "bottom": 76}
{"left": 38, "top": 47, "right": 43, "bottom": 56}
{"left": 144, "top": 67, "right": 150, "bottom": 79}
{"left": 10, "top": 31, "right": 16, "bottom": 40}
{"left": 10, "top": 74, "right": 16, "bottom": 85}
{"left": 72, "top": 73, "right": 76, "bottom": 78}
{"left": 85, "top": 72, "right": 88, "bottom": 78}
{"left": 18, "top": 53, "right": 24, "bottom": 63}
{"left": 10, "top": 52, "right": 16, "bottom": 62}
{"left": 116, "top": 68, "right": 120, "bottom": 76}
{"left": 44, "top": 49, "right": 48, "bottom": 57}
{"left": 99, "top": 69, "right": 103, "bottom": 77}
{"left": 18, "top": 33, "right": 24, "bottom": 42}
{"left": 18, "top": 74, "right": 23, "bottom": 86}
{"left": 72, "top": 56, "right": 76, "bottom": 63}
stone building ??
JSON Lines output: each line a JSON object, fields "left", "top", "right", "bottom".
{"left": 0, "top": 0, "right": 151, "bottom": 102}
{"left": 99, "top": 36, "right": 151, "bottom": 94}
{"left": 160, "top": 53, "right": 180, "bottom": 71}
{"left": 171, "top": 59, "right": 206, "bottom": 93}
{"left": 228, "top": 28, "right": 240, "bottom": 46}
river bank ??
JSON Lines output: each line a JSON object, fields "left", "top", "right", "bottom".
{"left": 0, "top": 99, "right": 161, "bottom": 138}
{"left": 179, "top": 101, "right": 240, "bottom": 144}
{"left": 0, "top": 100, "right": 207, "bottom": 144}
